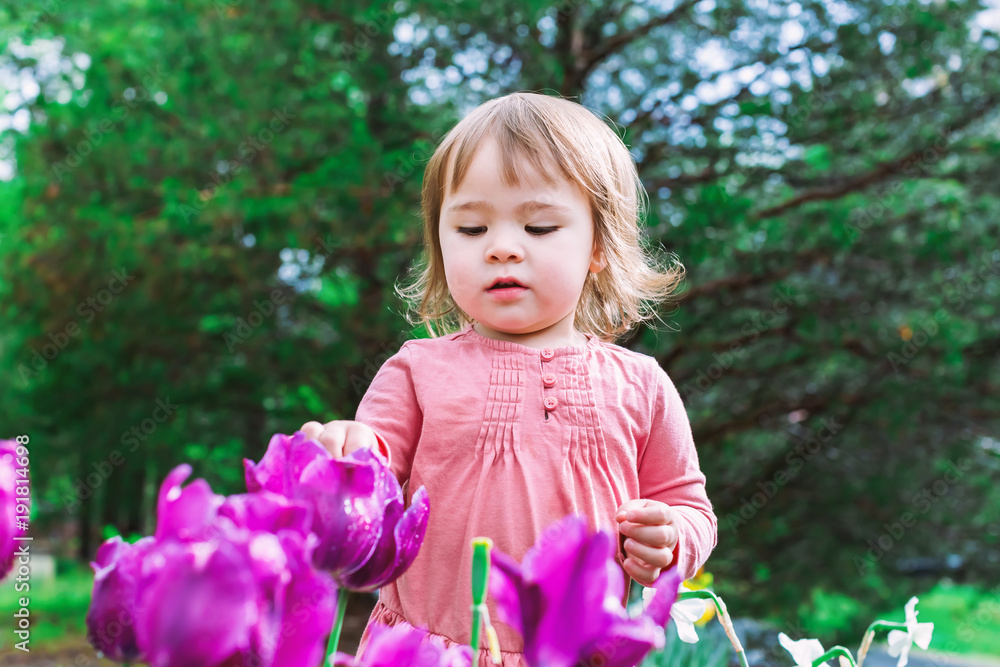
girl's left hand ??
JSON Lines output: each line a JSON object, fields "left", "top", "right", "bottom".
{"left": 615, "top": 499, "right": 679, "bottom": 587}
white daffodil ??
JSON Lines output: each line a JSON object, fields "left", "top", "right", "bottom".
{"left": 886, "top": 596, "right": 934, "bottom": 667}
{"left": 779, "top": 631, "right": 827, "bottom": 667}
{"left": 639, "top": 586, "right": 711, "bottom": 642}
{"left": 672, "top": 597, "right": 712, "bottom": 643}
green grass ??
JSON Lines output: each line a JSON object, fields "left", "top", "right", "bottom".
{"left": 876, "top": 583, "right": 1000, "bottom": 657}
{"left": 0, "top": 563, "right": 93, "bottom": 648}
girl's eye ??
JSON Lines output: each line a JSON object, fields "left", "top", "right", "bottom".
{"left": 456, "top": 226, "right": 558, "bottom": 236}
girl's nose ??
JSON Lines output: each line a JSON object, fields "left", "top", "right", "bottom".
{"left": 486, "top": 230, "right": 523, "bottom": 263}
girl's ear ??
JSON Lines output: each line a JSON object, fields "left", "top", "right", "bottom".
{"left": 590, "top": 245, "right": 607, "bottom": 274}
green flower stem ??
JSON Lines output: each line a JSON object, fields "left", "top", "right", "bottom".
{"left": 325, "top": 587, "right": 349, "bottom": 667}
{"left": 856, "top": 621, "right": 908, "bottom": 667}
{"left": 470, "top": 538, "right": 493, "bottom": 653}
{"left": 812, "top": 645, "right": 858, "bottom": 667}
{"left": 676, "top": 590, "right": 749, "bottom": 667}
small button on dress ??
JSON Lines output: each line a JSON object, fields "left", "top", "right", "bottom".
{"left": 542, "top": 373, "right": 556, "bottom": 387}
{"left": 540, "top": 348, "right": 555, "bottom": 361}
{"left": 543, "top": 396, "right": 558, "bottom": 410}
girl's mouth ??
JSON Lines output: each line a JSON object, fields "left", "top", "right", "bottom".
{"left": 487, "top": 284, "right": 528, "bottom": 300}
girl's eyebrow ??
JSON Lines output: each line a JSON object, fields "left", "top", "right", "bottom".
{"left": 445, "top": 200, "right": 572, "bottom": 216}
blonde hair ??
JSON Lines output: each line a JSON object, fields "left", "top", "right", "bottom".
{"left": 396, "top": 91, "right": 685, "bottom": 343}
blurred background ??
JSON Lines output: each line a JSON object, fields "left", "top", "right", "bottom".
{"left": 1, "top": 0, "right": 998, "bottom": 664}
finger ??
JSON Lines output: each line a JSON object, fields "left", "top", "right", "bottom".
{"left": 623, "top": 558, "right": 660, "bottom": 587}
{"left": 317, "top": 422, "right": 348, "bottom": 458}
{"left": 623, "top": 502, "right": 676, "bottom": 526}
{"left": 615, "top": 499, "right": 646, "bottom": 522}
{"left": 300, "top": 421, "right": 324, "bottom": 439}
{"left": 343, "top": 424, "right": 378, "bottom": 458}
{"left": 619, "top": 522, "right": 678, "bottom": 550}
{"left": 624, "top": 537, "right": 675, "bottom": 569}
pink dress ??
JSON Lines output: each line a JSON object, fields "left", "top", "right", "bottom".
{"left": 354, "top": 324, "right": 717, "bottom": 666}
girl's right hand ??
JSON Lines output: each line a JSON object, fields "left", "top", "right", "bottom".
{"left": 299, "top": 420, "right": 381, "bottom": 459}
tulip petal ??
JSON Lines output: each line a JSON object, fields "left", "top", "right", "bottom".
{"left": 219, "top": 491, "right": 312, "bottom": 536}
{"left": 532, "top": 527, "right": 620, "bottom": 665}
{"left": 357, "top": 623, "right": 473, "bottom": 667}
{"left": 585, "top": 616, "right": 664, "bottom": 667}
{"left": 86, "top": 536, "right": 155, "bottom": 662}
{"left": 0, "top": 440, "right": 24, "bottom": 581}
{"left": 389, "top": 485, "right": 431, "bottom": 574}
{"left": 271, "top": 533, "right": 337, "bottom": 667}
{"left": 245, "top": 432, "right": 331, "bottom": 495}
{"left": 338, "top": 485, "right": 430, "bottom": 592}
{"left": 298, "top": 455, "right": 382, "bottom": 575}
{"left": 489, "top": 548, "right": 531, "bottom": 637}
{"left": 363, "top": 623, "right": 427, "bottom": 666}
{"left": 331, "top": 652, "right": 359, "bottom": 667}
{"left": 642, "top": 566, "right": 684, "bottom": 629}
{"left": 137, "top": 541, "right": 257, "bottom": 667}
{"left": 155, "top": 464, "right": 224, "bottom": 543}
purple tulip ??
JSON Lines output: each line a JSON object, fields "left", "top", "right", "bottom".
{"left": 334, "top": 457, "right": 430, "bottom": 593}
{"left": 86, "top": 535, "right": 155, "bottom": 662}
{"left": 489, "top": 515, "right": 684, "bottom": 667}
{"left": 331, "top": 622, "right": 473, "bottom": 667}
{"left": 245, "top": 432, "right": 430, "bottom": 590}
{"left": 0, "top": 439, "right": 28, "bottom": 581}
{"left": 87, "top": 463, "right": 337, "bottom": 667}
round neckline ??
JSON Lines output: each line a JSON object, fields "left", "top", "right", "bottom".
{"left": 462, "top": 323, "right": 597, "bottom": 355}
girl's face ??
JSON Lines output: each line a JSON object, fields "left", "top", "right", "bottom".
{"left": 439, "top": 139, "right": 605, "bottom": 344}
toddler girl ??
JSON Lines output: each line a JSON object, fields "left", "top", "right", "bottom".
{"left": 301, "top": 91, "right": 717, "bottom": 666}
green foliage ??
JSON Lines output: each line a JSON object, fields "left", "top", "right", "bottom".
{"left": 641, "top": 622, "right": 731, "bottom": 667}
{"left": 795, "top": 587, "right": 865, "bottom": 640}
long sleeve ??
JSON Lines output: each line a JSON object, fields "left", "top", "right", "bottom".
{"left": 354, "top": 343, "right": 422, "bottom": 487}
{"left": 638, "top": 360, "right": 718, "bottom": 580}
